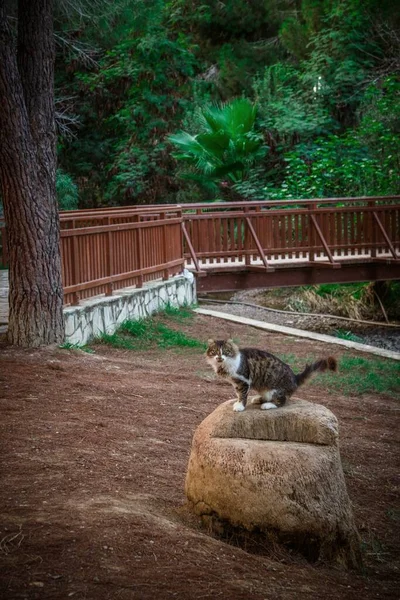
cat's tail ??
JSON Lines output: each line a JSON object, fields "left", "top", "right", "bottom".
{"left": 295, "top": 356, "right": 337, "bottom": 387}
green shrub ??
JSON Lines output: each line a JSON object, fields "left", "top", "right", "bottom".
{"left": 56, "top": 169, "right": 79, "bottom": 210}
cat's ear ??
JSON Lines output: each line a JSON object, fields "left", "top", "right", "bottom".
{"left": 207, "top": 338, "right": 214, "bottom": 345}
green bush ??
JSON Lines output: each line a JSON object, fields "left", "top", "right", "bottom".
{"left": 169, "top": 98, "right": 267, "bottom": 200}
{"left": 56, "top": 169, "right": 79, "bottom": 210}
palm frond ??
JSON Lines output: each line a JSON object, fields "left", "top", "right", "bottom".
{"left": 168, "top": 131, "right": 204, "bottom": 157}
{"left": 169, "top": 98, "right": 266, "bottom": 191}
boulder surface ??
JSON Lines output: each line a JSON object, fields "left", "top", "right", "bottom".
{"left": 185, "top": 398, "right": 362, "bottom": 569}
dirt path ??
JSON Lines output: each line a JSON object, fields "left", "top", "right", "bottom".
{"left": 0, "top": 313, "right": 399, "bottom": 599}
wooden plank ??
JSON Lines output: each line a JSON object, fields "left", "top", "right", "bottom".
{"left": 244, "top": 210, "right": 251, "bottom": 267}
{"left": 214, "top": 217, "right": 221, "bottom": 264}
{"left": 71, "top": 234, "right": 80, "bottom": 305}
{"left": 160, "top": 212, "right": 169, "bottom": 280}
{"left": 287, "top": 213, "right": 293, "bottom": 257}
{"left": 329, "top": 211, "right": 336, "bottom": 257}
{"left": 60, "top": 217, "right": 182, "bottom": 237}
{"left": 222, "top": 218, "right": 228, "bottom": 263}
{"left": 58, "top": 196, "right": 400, "bottom": 221}
{"left": 367, "top": 200, "right": 376, "bottom": 258}
{"left": 136, "top": 226, "right": 144, "bottom": 287}
{"left": 307, "top": 261, "right": 342, "bottom": 269}
{"left": 194, "top": 209, "right": 201, "bottom": 266}
{"left": 308, "top": 205, "right": 316, "bottom": 262}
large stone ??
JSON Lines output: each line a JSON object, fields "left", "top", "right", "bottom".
{"left": 185, "top": 398, "right": 362, "bottom": 569}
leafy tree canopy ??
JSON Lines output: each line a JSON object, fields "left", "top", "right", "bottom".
{"left": 55, "top": 0, "right": 400, "bottom": 205}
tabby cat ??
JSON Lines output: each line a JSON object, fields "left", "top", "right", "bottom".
{"left": 206, "top": 339, "right": 337, "bottom": 412}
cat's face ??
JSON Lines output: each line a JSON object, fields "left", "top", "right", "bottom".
{"left": 205, "top": 339, "right": 239, "bottom": 365}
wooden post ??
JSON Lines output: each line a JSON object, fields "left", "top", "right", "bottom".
{"left": 136, "top": 216, "right": 144, "bottom": 288}
{"left": 308, "top": 203, "right": 316, "bottom": 263}
{"left": 106, "top": 216, "right": 114, "bottom": 296}
{"left": 369, "top": 199, "right": 376, "bottom": 258}
{"left": 161, "top": 212, "right": 169, "bottom": 280}
{"left": 71, "top": 233, "right": 80, "bottom": 305}
{"left": 244, "top": 206, "right": 251, "bottom": 266}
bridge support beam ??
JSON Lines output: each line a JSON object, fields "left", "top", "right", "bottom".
{"left": 195, "top": 261, "right": 400, "bottom": 293}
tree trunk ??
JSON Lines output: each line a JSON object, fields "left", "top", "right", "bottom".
{"left": 0, "top": 0, "right": 64, "bottom": 346}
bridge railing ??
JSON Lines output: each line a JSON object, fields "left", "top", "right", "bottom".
{"left": 52, "top": 195, "right": 400, "bottom": 271}
{"left": 0, "top": 208, "right": 184, "bottom": 305}
{"left": 61, "top": 207, "right": 184, "bottom": 305}
{"left": 180, "top": 197, "right": 400, "bottom": 270}
{"left": 59, "top": 204, "right": 181, "bottom": 229}
{"left": 1, "top": 196, "right": 399, "bottom": 299}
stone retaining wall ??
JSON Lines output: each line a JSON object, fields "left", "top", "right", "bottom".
{"left": 64, "top": 270, "right": 196, "bottom": 346}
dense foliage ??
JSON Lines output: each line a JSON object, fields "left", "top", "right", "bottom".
{"left": 55, "top": 0, "right": 400, "bottom": 207}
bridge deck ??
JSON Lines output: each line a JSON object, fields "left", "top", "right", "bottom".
{"left": 190, "top": 249, "right": 395, "bottom": 269}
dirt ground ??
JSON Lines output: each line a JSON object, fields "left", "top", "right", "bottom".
{"left": 0, "top": 312, "right": 399, "bottom": 600}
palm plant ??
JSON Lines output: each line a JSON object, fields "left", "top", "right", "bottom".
{"left": 168, "top": 98, "right": 267, "bottom": 197}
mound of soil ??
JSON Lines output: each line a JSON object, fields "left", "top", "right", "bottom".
{"left": 0, "top": 313, "right": 399, "bottom": 599}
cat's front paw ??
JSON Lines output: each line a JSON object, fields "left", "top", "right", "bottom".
{"left": 261, "top": 402, "right": 277, "bottom": 410}
{"left": 233, "top": 401, "right": 245, "bottom": 412}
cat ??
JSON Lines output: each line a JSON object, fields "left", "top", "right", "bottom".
{"left": 205, "top": 338, "right": 337, "bottom": 412}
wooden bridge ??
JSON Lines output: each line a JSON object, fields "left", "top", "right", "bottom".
{"left": 180, "top": 197, "right": 400, "bottom": 292}
{"left": 0, "top": 196, "right": 399, "bottom": 308}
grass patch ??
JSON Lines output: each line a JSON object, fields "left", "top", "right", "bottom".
{"left": 325, "top": 355, "right": 400, "bottom": 397}
{"left": 277, "top": 353, "right": 304, "bottom": 371}
{"left": 310, "top": 282, "right": 368, "bottom": 300}
{"left": 95, "top": 310, "right": 205, "bottom": 352}
{"left": 159, "top": 302, "right": 196, "bottom": 322}
{"left": 333, "top": 329, "right": 364, "bottom": 343}
{"left": 279, "top": 353, "right": 400, "bottom": 399}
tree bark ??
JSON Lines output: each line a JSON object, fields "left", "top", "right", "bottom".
{"left": 0, "top": 0, "right": 64, "bottom": 346}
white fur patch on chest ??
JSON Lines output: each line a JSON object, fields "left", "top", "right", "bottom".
{"left": 223, "top": 353, "right": 251, "bottom": 385}
{"left": 222, "top": 352, "right": 241, "bottom": 375}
